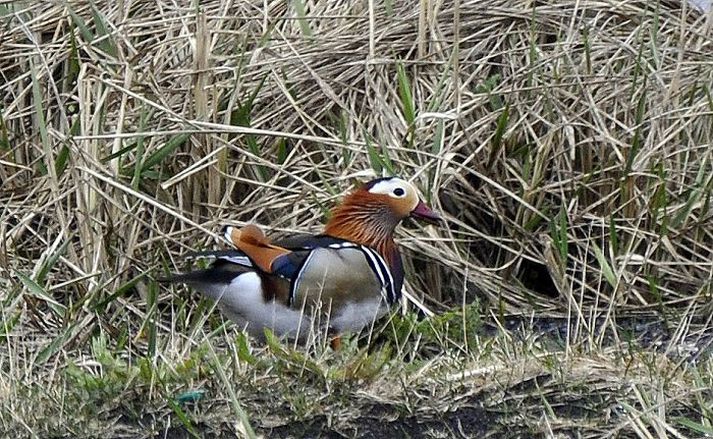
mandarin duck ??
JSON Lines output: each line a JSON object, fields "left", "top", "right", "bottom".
{"left": 165, "top": 177, "right": 440, "bottom": 344}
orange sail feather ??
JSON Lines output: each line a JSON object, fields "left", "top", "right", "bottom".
{"left": 227, "top": 225, "right": 291, "bottom": 274}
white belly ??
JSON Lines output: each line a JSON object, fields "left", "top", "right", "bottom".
{"left": 196, "top": 272, "right": 309, "bottom": 339}
{"left": 194, "top": 272, "right": 389, "bottom": 341}
{"left": 329, "top": 297, "right": 388, "bottom": 333}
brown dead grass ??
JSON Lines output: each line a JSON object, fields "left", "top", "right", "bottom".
{"left": 1, "top": 0, "right": 712, "bottom": 437}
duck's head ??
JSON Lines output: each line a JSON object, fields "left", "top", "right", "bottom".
{"left": 324, "top": 176, "right": 441, "bottom": 247}
{"left": 359, "top": 177, "right": 441, "bottom": 225}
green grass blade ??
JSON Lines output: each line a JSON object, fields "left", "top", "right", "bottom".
{"left": 676, "top": 418, "right": 713, "bottom": 436}
{"left": 396, "top": 63, "right": 416, "bottom": 125}
{"left": 35, "top": 239, "right": 70, "bottom": 286}
{"left": 208, "top": 344, "right": 257, "bottom": 438}
{"left": 15, "top": 271, "right": 67, "bottom": 317}
{"left": 0, "top": 311, "right": 21, "bottom": 342}
{"left": 89, "top": 2, "right": 117, "bottom": 57}
{"left": 140, "top": 133, "right": 190, "bottom": 173}
{"left": 166, "top": 399, "right": 201, "bottom": 438}
{"left": 293, "top": 0, "right": 313, "bottom": 38}
{"left": 30, "top": 62, "right": 53, "bottom": 178}
{"left": 591, "top": 242, "right": 616, "bottom": 289}
{"left": 0, "top": 110, "right": 9, "bottom": 150}
{"left": 365, "top": 133, "right": 384, "bottom": 174}
{"left": 66, "top": 5, "right": 93, "bottom": 44}
{"left": 671, "top": 155, "right": 710, "bottom": 229}
{"left": 35, "top": 324, "right": 76, "bottom": 365}
{"left": 492, "top": 104, "right": 510, "bottom": 150}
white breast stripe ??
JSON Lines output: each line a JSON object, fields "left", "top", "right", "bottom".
{"left": 358, "top": 246, "right": 396, "bottom": 305}
{"left": 328, "top": 242, "right": 357, "bottom": 249}
{"left": 289, "top": 249, "right": 316, "bottom": 306}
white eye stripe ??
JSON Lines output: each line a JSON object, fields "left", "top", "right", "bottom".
{"left": 368, "top": 178, "right": 412, "bottom": 198}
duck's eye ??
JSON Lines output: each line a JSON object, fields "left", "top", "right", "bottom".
{"left": 392, "top": 188, "right": 406, "bottom": 197}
